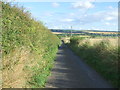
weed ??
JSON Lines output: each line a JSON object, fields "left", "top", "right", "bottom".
{"left": 2, "top": 2, "right": 61, "bottom": 88}
{"left": 69, "top": 36, "right": 119, "bottom": 87}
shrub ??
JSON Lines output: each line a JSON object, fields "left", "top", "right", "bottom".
{"left": 68, "top": 36, "right": 119, "bottom": 87}
{"left": 2, "top": 2, "right": 61, "bottom": 88}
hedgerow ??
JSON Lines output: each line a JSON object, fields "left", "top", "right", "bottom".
{"left": 2, "top": 2, "right": 61, "bottom": 88}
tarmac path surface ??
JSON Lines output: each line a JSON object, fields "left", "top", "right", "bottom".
{"left": 45, "top": 43, "right": 113, "bottom": 88}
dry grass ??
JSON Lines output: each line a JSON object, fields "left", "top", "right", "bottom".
{"left": 61, "top": 37, "right": 70, "bottom": 43}
{"left": 2, "top": 46, "right": 45, "bottom": 88}
{"left": 83, "top": 31, "right": 119, "bottom": 34}
{"left": 69, "top": 36, "right": 119, "bottom": 87}
{"left": 2, "top": 45, "right": 52, "bottom": 88}
{"left": 2, "top": 47, "right": 31, "bottom": 88}
{"left": 0, "top": 71, "right": 1, "bottom": 89}
{"left": 2, "top": 2, "right": 61, "bottom": 88}
{"left": 52, "top": 32, "right": 64, "bottom": 34}
{"left": 77, "top": 35, "right": 91, "bottom": 38}
{"left": 61, "top": 35, "right": 91, "bottom": 44}
{"left": 78, "top": 37, "right": 118, "bottom": 48}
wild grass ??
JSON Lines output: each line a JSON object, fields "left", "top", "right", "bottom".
{"left": 68, "top": 36, "right": 119, "bottom": 87}
{"left": 2, "top": 2, "right": 61, "bottom": 88}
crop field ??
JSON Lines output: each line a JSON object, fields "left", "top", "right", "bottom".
{"left": 88, "top": 32, "right": 118, "bottom": 34}
{"left": 83, "top": 30, "right": 119, "bottom": 34}
{"left": 68, "top": 36, "right": 119, "bottom": 87}
{"left": 51, "top": 29, "right": 119, "bottom": 37}
{"left": 77, "top": 37, "right": 118, "bottom": 47}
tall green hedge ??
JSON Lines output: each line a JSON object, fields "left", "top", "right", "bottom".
{"left": 2, "top": 2, "right": 61, "bottom": 88}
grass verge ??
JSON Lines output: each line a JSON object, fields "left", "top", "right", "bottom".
{"left": 68, "top": 37, "right": 119, "bottom": 87}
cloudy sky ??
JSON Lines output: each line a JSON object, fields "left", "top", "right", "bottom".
{"left": 13, "top": 0, "right": 118, "bottom": 31}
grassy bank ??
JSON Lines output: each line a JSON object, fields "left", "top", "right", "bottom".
{"left": 2, "top": 2, "right": 61, "bottom": 88}
{"left": 68, "top": 36, "right": 119, "bottom": 87}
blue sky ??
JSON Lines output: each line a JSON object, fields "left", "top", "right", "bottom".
{"left": 13, "top": 0, "right": 118, "bottom": 31}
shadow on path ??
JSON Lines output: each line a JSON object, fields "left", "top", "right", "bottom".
{"left": 45, "top": 43, "right": 113, "bottom": 88}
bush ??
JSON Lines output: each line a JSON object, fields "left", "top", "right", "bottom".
{"left": 2, "top": 2, "right": 61, "bottom": 88}
{"left": 68, "top": 37, "right": 119, "bottom": 87}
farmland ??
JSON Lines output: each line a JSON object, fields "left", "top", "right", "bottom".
{"left": 51, "top": 29, "right": 119, "bottom": 37}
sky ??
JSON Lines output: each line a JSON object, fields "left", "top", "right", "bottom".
{"left": 11, "top": 0, "right": 118, "bottom": 31}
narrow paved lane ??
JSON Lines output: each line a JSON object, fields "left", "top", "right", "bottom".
{"left": 45, "top": 43, "right": 113, "bottom": 88}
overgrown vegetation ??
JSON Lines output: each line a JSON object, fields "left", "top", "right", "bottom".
{"left": 2, "top": 2, "right": 61, "bottom": 88}
{"left": 68, "top": 36, "right": 119, "bottom": 87}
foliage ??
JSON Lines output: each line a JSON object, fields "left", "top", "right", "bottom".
{"left": 68, "top": 36, "right": 119, "bottom": 87}
{"left": 2, "top": 2, "right": 61, "bottom": 88}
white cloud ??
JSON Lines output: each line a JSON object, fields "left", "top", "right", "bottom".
{"left": 69, "top": 13, "right": 75, "bottom": 16}
{"left": 103, "top": 10, "right": 118, "bottom": 21}
{"left": 105, "top": 22, "right": 117, "bottom": 26}
{"left": 72, "top": 9, "right": 118, "bottom": 24}
{"left": 110, "top": 12, "right": 118, "bottom": 17}
{"left": 105, "top": 17, "right": 114, "bottom": 21}
{"left": 61, "top": 18, "right": 74, "bottom": 22}
{"left": 108, "top": 6, "right": 114, "bottom": 9}
{"left": 52, "top": 2, "right": 60, "bottom": 7}
{"left": 72, "top": 0, "right": 94, "bottom": 9}
{"left": 105, "top": 22, "right": 111, "bottom": 25}
{"left": 37, "top": 2, "right": 118, "bottom": 31}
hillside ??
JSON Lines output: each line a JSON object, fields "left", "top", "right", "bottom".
{"left": 2, "top": 2, "right": 61, "bottom": 88}
{"left": 50, "top": 29, "right": 119, "bottom": 37}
